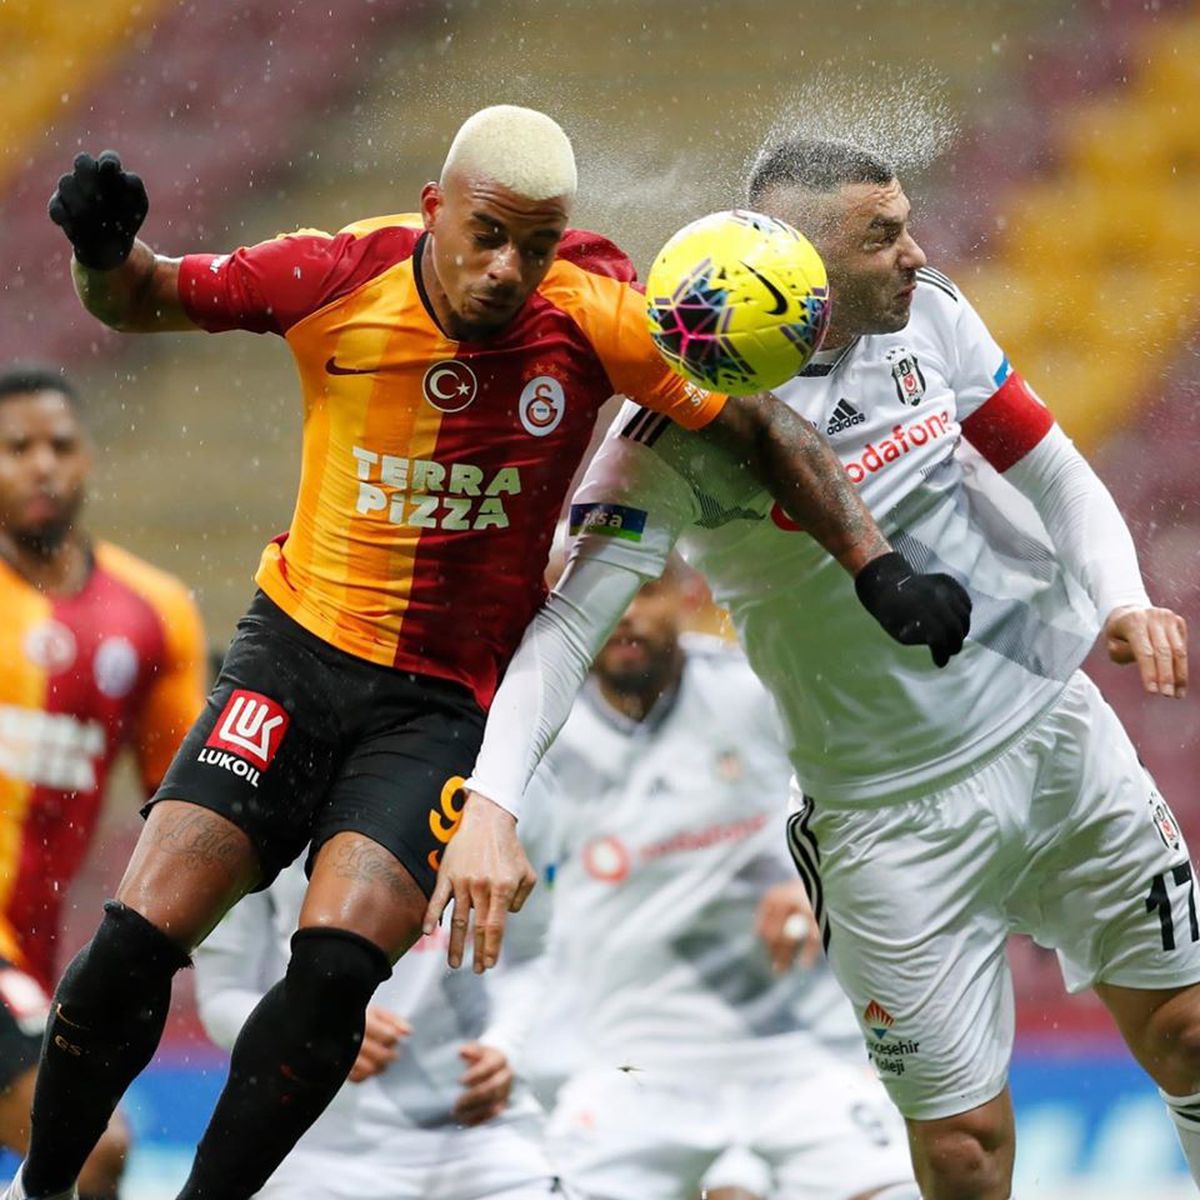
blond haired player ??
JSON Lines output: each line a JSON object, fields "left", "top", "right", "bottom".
{"left": 459, "top": 139, "right": 1199, "bottom": 1200}
{"left": 10, "top": 110, "right": 968, "bottom": 1200}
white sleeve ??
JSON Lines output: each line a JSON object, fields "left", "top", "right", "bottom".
{"left": 194, "top": 891, "right": 285, "bottom": 1051}
{"left": 1003, "top": 423, "right": 1151, "bottom": 618}
{"left": 465, "top": 431, "right": 700, "bottom": 819}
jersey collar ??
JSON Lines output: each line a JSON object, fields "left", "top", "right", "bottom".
{"left": 798, "top": 338, "right": 859, "bottom": 378}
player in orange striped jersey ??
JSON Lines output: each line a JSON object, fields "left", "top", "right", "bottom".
{"left": 15, "top": 108, "right": 970, "bottom": 1200}
{"left": 0, "top": 365, "right": 206, "bottom": 991}
{"left": 0, "top": 365, "right": 205, "bottom": 1199}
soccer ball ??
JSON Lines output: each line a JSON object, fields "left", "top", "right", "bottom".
{"left": 645, "top": 209, "right": 830, "bottom": 395}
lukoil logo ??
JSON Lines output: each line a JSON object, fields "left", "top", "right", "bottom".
{"left": 200, "top": 690, "right": 290, "bottom": 786}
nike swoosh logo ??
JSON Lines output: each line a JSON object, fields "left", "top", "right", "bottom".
{"left": 325, "top": 356, "right": 378, "bottom": 376}
{"left": 742, "top": 262, "right": 788, "bottom": 316}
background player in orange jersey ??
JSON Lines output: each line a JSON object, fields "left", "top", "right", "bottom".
{"left": 0, "top": 364, "right": 207, "bottom": 1200}
{"left": 9, "top": 106, "right": 968, "bottom": 1200}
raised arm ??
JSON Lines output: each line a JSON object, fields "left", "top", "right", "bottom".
{"left": 49, "top": 151, "right": 197, "bottom": 332}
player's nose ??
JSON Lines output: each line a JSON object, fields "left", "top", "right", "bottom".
{"left": 486, "top": 245, "right": 522, "bottom": 287}
{"left": 899, "top": 232, "right": 927, "bottom": 271}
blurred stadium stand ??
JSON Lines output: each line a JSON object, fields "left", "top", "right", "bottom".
{"left": 1, "top": 1, "right": 1198, "bottom": 1194}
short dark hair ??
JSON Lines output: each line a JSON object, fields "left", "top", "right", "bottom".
{"left": 747, "top": 138, "right": 894, "bottom": 206}
{"left": 0, "top": 364, "right": 80, "bottom": 409}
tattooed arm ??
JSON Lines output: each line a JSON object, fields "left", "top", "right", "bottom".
{"left": 699, "top": 391, "right": 889, "bottom": 573}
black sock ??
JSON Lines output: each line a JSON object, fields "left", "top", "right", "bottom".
{"left": 23, "top": 902, "right": 190, "bottom": 1197}
{"left": 177, "top": 926, "right": 391, "bottom": 1200}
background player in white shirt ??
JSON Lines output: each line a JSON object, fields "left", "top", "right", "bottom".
{"left": 519, "top": 562, "right": 916, "bottom": 1200}
{"left": 194, "top": 847, "right": 560, "bottom": 1200}
{"left": 459, "top": 138, "right": 1200, "bottom": 1199}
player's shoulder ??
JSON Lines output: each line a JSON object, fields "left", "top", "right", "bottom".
{"left": 910, "top": 265, "right": 968, "bottom": 328}
{"left": 914, "top": 264, "right": 961, "bottom": 305}
{"left": 681, "top": 634, "right": 779, "bottom": 731}
{"left": 681, "top": 632, "right": 756, "bottom": 684}
{"left": 553, "top": 228, "right": 638, "bottom": 283}
{"left": 262, "top": 215, "right": 423, "bottom": 265}
{"left": 335, "top": 213, "right": 424, "bottom": 241}
{"left": 93, "top": 542, "right": 202, "bottom": 630}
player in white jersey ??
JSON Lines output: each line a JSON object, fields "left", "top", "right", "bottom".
{"left": 194, "top": 848, "right": 560, "bottom": 1200}
{"left": 458, "top": 138, "right": 1200, "bottom": 1199}
{"left": 521, "top": 563, "right": 916, "bottom": 1200}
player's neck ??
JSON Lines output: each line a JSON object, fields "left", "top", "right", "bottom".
{"left": 0, "top": 529, "right": 91, "bottom": 595}
{"left": 417, "top": 236, "right": 456, "bottom": 336}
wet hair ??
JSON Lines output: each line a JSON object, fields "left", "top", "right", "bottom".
{"left": 442, "top": 105, "right": 577, "bottom": 201}
{"left": 747, "top": 138, "right": 894, "bottom": 206}
{"left": 0, "top": 363, "right": 80, "bottom": 409}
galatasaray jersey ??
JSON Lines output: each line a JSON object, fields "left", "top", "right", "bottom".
{"left": 568, "top": 269, "right": 1099, "bottom": 804}
{"left": 0, "top": 545, "right": 205, "bottom": 987}
{"left": 178, "top": 217, "right": 724, "bottom": 707}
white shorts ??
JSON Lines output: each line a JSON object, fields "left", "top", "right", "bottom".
{"left": 788, "top": 670, "right": 1200, "bottom": 1122}
{"left": 254, "top": 1114, "right": 560, "bottom": 1200}
{"left": 548, "top": 1059, "right": 911, "bottom": 1200}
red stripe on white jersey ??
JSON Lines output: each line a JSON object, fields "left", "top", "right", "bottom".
{"left": 961, "top": 371, "right": 1054, "bottom": 472}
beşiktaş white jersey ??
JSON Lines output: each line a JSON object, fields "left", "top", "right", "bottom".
{"left": 530, "top": 635, "right": 862, "bottom": 1073}
{"left": 569, "top": 271, "right": 1106, "bottom": 804}
{"left": 194, "top": 856, "right": 550, "bottom": 1159}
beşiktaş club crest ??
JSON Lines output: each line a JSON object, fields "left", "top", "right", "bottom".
{"left": 1150, "top": 792, "right": 1183, "bottom": 854}
{"left": 886, "top": 346, "right": 926, "bottom": 406}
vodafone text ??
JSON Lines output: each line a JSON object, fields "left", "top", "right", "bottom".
{"left": 352, "top": 447, "right": 520, "bottom": 532}
{"left": 843, "top": 410, "right": 953, "bottom": 484}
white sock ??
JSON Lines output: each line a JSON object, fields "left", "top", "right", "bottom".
{"left": 1162, "top": 1086, "right": 1200, "bottom": 1184}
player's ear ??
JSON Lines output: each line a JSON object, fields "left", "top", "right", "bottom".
{"left": 420, "top": 181, "right": 442, "bottom": 231}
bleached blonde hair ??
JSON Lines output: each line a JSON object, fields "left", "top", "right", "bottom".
{"left": 441, "top": 105, "right": 577, "bottom": 201}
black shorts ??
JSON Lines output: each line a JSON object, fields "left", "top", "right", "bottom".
{"left": 0, "top": 960, "right": 48, "bottom": 1090}
{"left": 148, "top": 592, "right": 486, "bottom": 896}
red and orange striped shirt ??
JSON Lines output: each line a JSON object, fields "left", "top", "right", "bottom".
{"left": 179, "top": 217, "right": 725, "bottom": 707}
{"left": 0, "top": 545, "right": 205, "bottom": 988}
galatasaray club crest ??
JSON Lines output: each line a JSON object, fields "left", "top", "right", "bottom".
{"left": 886, "top": 346, "right": 926, "bottom": 406}
{"left": 518, "top": 375, "right": 566, "bottom": 437}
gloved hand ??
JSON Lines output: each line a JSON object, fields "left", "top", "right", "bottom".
{"left": 855, "top": 551, "right": 972, "bottom": 668}
{"left": 48, "top": 150, "right": 148, "bottom": 271}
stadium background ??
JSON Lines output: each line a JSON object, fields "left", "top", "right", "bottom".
{"left": 2, "top": 0, "right": 1198, "bottom": 1195}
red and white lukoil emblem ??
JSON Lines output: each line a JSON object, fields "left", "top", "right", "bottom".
{"left": 206, "top": 690, "right": 290, "bottom": 767}
{"left": 422, "top": 360, "right": 477, "bottom": 413}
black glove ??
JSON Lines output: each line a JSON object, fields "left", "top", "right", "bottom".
{"left": 855, "top": 551, "right": 972, "bottom": 668}
{"left": 48, "top": 150, "right": 148, "bottom": 271}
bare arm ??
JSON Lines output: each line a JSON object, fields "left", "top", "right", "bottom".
{"left": 71, "top": 240, "right": 195, "bottom": 333}
{"left": 701, "top": 392, "right": 889, "bottom": 574}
